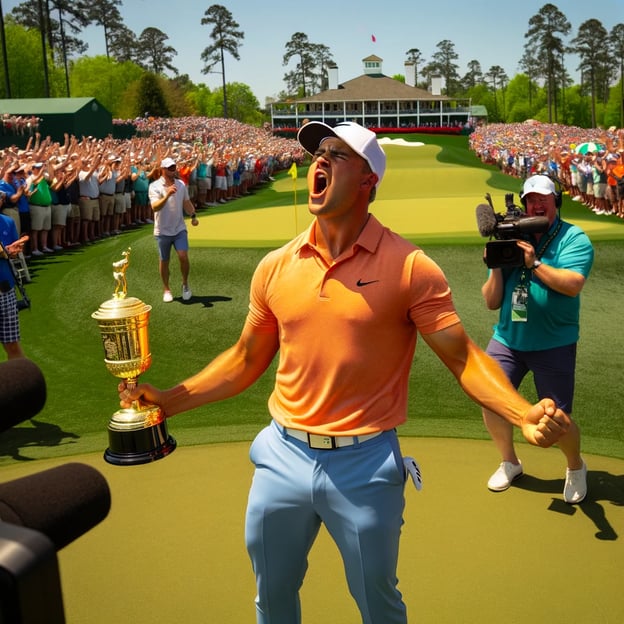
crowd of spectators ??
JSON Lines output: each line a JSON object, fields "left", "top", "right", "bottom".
{"left": 1, "top": 114, "right": 42, "bottom": 137}
{"left": 0, "top": 117, "right": 305, "bottom": 259}
{"left": 469, "top": 121, "right": 624, "bottom": 218}
{"left": 2, "top": 116, "right": 622, "bottom": 268}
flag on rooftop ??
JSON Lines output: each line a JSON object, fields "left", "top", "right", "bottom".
{"left": 371, "top": 34, "right": 376, "bottom": 42}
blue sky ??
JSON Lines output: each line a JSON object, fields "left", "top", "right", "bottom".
{"left": 3, "top": 0, "right": 623, "bottom": 104}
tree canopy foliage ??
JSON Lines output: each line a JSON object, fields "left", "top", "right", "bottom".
{"left": 0, "top": 2, "right": 621, "bottom": 129}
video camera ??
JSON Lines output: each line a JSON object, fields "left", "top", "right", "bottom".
{"left": 475, "top": 193, "right": 549, "bottom": 268}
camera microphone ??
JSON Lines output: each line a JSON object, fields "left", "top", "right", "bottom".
{"left": 0, "top": 359, "right": 47, "bottom": 432}
{"left": 0, "top": 463, "right": 111, "bottom": 551}
{"left": 496, "top": 216, "right": 550, "bottom": 235}
{"left": 475, "top": 203, "right": 498, "bottom": 237}
{"left": 0, "top": 464, "right": 110, "bottom": 623}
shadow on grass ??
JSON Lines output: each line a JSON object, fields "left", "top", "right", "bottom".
{"left": 0, "top": 418, "right": 80, "bottom": 461}
{"left": 510, "top": 470, "right": 624, "bottom": 541}
{"left": 171, "top": 295, "right": 233, "bottom": 308}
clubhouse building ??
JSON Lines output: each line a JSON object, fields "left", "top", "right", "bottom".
{"left": 270, "top": 55, "right": 473, "bottom": 133}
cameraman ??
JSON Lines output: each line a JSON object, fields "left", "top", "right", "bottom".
{"left": 0, "top": 201, "right": 28, "bottom": 360}
{"left": 481, "top": 175, "right": 594, "bottom": 503}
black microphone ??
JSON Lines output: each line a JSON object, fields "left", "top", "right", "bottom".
{"left": 496, "top": 216, "right": 550, "bottom": 235}
{"left": 0, "top": 359, "right": 47, "bottom": 431}
{"left": 0, "top": 463, "right": 111, "bottom": 551}
{"left": 476, "top": 203, "right": 498, "bottom": 237}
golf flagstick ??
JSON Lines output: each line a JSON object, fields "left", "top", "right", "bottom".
{"left": 288, "top": 162, "right": 298, "bottom": 234}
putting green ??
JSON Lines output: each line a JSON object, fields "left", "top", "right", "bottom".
{"left": 190, "top": 143, "right": 622, "bottom": 246}
{"left": 3, "top": 438, "right": 621, "bottom": 623}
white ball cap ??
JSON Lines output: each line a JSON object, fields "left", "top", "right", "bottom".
{"left": 297, "top": 121, "right": 386, "bottom": 188}
{"left": 522, "top": 175, "right": 555, "bottom": 196}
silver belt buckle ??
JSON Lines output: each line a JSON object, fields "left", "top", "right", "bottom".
{"left": 307, "top": 433, "right": 337, "bottom": 449}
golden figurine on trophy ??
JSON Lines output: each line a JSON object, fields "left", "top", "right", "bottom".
{"left": 92, "top": 247, "right": 176, "bottom": 465}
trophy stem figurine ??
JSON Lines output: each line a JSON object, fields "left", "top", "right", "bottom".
{"left": 92, "top": 248, "right": 176, "bottom": 465}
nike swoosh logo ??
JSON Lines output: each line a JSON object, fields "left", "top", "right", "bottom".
{"left": 356, "top": 279, "right": 380, "bottom": 287}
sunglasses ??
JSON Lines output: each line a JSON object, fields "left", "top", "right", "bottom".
{"left": 167, "top": 165, "right": 176, "bottom": 171}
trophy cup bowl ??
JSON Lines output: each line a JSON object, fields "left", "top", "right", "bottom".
{"left": 92, "top": 249, "right": 176, "bottom": 465}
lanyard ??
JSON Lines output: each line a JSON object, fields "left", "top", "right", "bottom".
{"left": 535, "top": 218, "right": 562, "bottom": 261}
{"left": 519, "top": 218, "right": 562, "bottom": 285}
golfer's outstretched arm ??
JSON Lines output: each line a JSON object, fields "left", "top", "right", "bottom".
{"left": 119, "top": 321, "right": 279, "bottom": 418}
{"left": 421, "top": 323, "right": 571, "bottom": 447}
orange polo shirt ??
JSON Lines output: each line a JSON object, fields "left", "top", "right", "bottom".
{"left": 246, "top": 215, "right": 460, "bottom": 436}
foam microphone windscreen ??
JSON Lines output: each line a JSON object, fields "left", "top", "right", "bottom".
{"left": 0, "top": 463, "right": 111, "bottom": 551}
{"left": 475, "top": 203, "right": 498, "bottom": 237}
{"left": 0, "top": 359, "right": 47, "bottom": 431}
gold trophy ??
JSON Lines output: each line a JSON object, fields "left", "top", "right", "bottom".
{"left": 92, "top": 248, "right": 176, "bottom": 465}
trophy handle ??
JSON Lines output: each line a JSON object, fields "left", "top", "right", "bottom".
{"left": 120, "top": 376, "right": 163, "bottom": 427}
{"left": 125, "top": 377, "right": 140, "bottom": 411}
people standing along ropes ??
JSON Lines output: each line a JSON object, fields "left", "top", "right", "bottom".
{"left": 481, "top": 174, "right": 593, "bottom": 504}
{"left": 0, "top": 164, "right": 25, "bottom": 236}
{"left": 147, "top": 157, "right": 198, "bottom": 303}
{"left": 120, "top": 122, "right": 572, "bottom": 624}
{"left": 25, "top": 162, "right": 53, "bottom": 256}
{"left": 77, "top": 154, "right": 104, "bottom": 245}
{"left": 0, "top": 206, "right": 28, "bottom": 359}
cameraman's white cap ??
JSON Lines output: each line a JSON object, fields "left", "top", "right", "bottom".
{"left": 523, "top": 175, "right": 555, "bottom": 196}
{"left": 297, "top": 121, "right": 386, "bottom": 188}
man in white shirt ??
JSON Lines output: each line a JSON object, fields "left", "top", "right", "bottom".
{"left": 148, "top": 157, "right": 198, "bottom": 302}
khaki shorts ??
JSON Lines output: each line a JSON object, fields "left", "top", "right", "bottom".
{"left": 197, "top": 177, "right": 211, "bottom": 191}
{"left": 114, "top": 193, "right": 126, "bottom": 214}
{"left": 1, "top": 207, "right": 20, "bottom": 235}
{"left": 51, "top": 203, "right": 69, "bottom": 226}
{"left": 30, "top": 203, "right": 51, "bottom": 230}
{"left": 79, "top": 197, "right": 99, "bottom": 221}
{"left": 99, "top": 194, "right": 114, "bottom": 216}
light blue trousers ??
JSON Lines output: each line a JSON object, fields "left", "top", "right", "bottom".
{"left": 245, "top": 420, "right": 408, "bottom": 624}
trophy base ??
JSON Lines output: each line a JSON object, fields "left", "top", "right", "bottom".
{"left": 104, "top": 406, "right": 177, "bottom": 466}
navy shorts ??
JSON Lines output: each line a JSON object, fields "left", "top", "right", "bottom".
{"left": 155, "top": 230, "right": 189, "bottom": 262}
{"left": 486, "top": 338, "right": 576, "bottom": 413}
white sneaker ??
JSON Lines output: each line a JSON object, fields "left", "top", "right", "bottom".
{"left": 487, "top": 461, "right": 523, "bottom": 491}
{"left": 182, "top": 285, "right": 192, "bottom": 301}
{"left": 563, "top": 462, "right": 587, "bottom": 504}
{"left": 163, "top": 290, "right": 173, "bottom": 303}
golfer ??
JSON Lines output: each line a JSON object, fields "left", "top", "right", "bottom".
{"left": 120, "top": 122, "right": 571, "bottom": 624}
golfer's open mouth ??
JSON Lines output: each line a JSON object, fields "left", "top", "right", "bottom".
{"left": 312, "top": 170, "right": 328, "bottom": 196}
